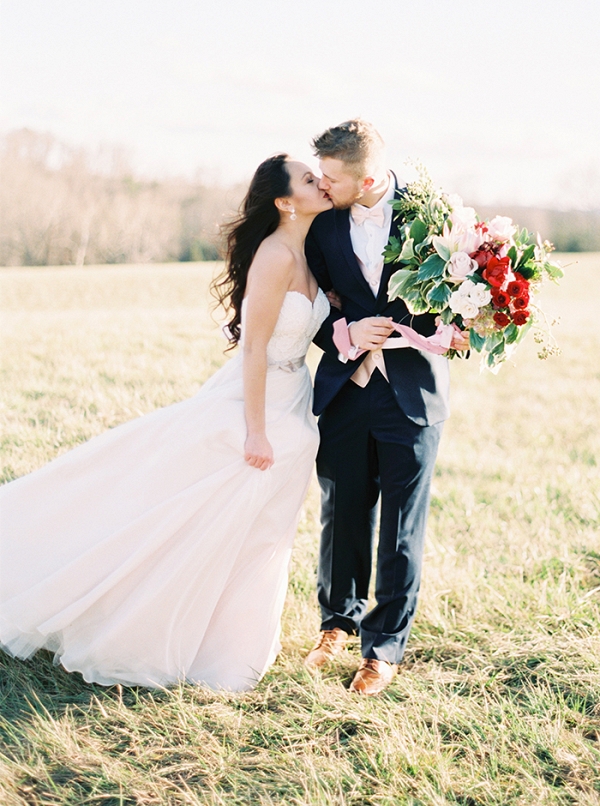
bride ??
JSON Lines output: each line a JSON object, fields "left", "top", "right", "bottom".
{"left": 0, "top": 154, "right": 332, "bottom": 691}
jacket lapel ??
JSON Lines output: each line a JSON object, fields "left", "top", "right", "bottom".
{"left": 334, "top": 208, "right": 375, "bottom": 302}
{"left": 375, "top": 173, "right": 404, "bottom": 312}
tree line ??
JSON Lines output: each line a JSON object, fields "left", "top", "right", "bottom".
{"left": 0, "top": 129, "right": 243, "bottom": 267}
{"left": 1, "top": 129, "right": 598, "bottom": 267}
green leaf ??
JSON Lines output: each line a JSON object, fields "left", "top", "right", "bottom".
{"left": 508, "top": 246, "right": 518, "bottom": 264}
{"left": 514, "top": 316, "right": 534, "bottom": 343}
{"left": 484, "top": 330, "right": 504, "bottom": 352}
{"left": 487, "top": 349, "right": 505, "bottom": 368}
{"left": 490, "top": 338, "right": 506, "bottom": 356}
{"left": 383, "top": 235, "right": 403, "bottom": 263}
{"left": 403, "top": 292, "right": 431, "bottom": 315}
{"left": 517, "top": 244, "right": 535, "bottom": 268}
{"left": 518, "top": 265, "right": 535, "bottom": 280}
{"left": 545, "top": 260, "right": 564, "bottom": 280}
{"left": 432, "top": 237, "right": 451, "bottom": 262}
{"left": 388, "top": 269, "right": 419, "bottom": 301}
{"left": 426, "top": 282, "right": 452, "bottom": 310}
{"left": 469, "top": 329, "right": 485, "bottom": 353}
{"left": 417, "top": 253, "right": 446, "bottom": 281}
{"left": 409, "top": 218, "right": 428, "bottom": 244}
{"left": 504, "top": 323, "right": 519, "bottom": 344}
{"left": 399, "top": 238, "right": 415, "bottom": 261}
{"left": 438, "top": 307, "right": 456, "bottom": 325}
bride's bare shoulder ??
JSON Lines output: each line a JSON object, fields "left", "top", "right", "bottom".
{"left": 248, "top": 238, "right": 295, "bottom": 285}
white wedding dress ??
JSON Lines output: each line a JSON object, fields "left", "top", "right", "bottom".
{"left": 0, "top": 289, "right": 329, "bottom": 690}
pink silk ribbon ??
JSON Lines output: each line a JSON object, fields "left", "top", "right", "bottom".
{"left": 333, "top": 318, "right": 460, "bottom": 359}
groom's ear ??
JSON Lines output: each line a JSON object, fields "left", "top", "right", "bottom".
{"left": 361, "top": 176, "right": 375, "bottom": 193}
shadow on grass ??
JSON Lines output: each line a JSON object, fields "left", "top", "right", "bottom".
{"left": 0, "top": 650, "right": 169, "bottom": 721}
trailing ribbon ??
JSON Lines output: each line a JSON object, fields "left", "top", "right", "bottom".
{"left": 333, "top": 318, "right": 461, "bottom": 359}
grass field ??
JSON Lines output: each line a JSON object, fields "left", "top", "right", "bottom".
{"left": 1, "top": 257, "right": 599, "bottom": 805}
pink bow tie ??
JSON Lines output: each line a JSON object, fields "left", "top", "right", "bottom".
{"left": 351, "top": 204, "right": 385, "bottom": 227}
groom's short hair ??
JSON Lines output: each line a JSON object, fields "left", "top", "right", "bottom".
{"left": 311, "top": 119, "right": 385, "bottom": 179}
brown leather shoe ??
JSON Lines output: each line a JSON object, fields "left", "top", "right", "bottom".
{"left": 304, "top": 628, "right": 349, "bottom": 670}
{"left": 349, "top": 658, "right": 398, "bottom": 695}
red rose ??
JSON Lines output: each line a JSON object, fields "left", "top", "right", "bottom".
{"left": 512, "top": 310, "right": 530, "bottom": 326}
{"left": 512, "top": 295, "right": 529, "bottom": 309}
{"left": 482, "top": 256, "right": 510, "bottom": 287}
{"left": 507, "top": 280, "right": 527, "bottom": 297}
{"left": 492, "top": 288, "right": 510, "bottom": 308}
{"left": 493, "top": 311, "right": 511, "bottom": 327}
{"left": 471, "top": 248, "right": 490, "bottom": 268}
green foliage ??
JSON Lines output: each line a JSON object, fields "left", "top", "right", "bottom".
{"left": 382, "top": 235, "right": 403, "bottom": 263}
{"left": 409, "top": 217, "right": 429, "bottom": 244}
{"left": 417, "top": 254, "right": 446, "bottom": 281}
{"left": 426, "top": 282, "right": 452, "bottom": 310}
{"left": 517, "top": 244, "right": 536, "bottom": 269}
{"left": 399, "top": 237, "right": 415, "bottom": 261}
{"left": 545, "top": 260, "right": 565, "bottom": 280}
{"left": 433, "top": 239, "right": 451, "bottom": 262}
{"left": 518, "top": 264, "right": 536, "bottom": 280}
{"left": 388, "top": 268, "right": 420, "bottom": 301}
{"left": 469, "top": 328, "right": 486, "bottom": 352}
{"left": 504, "top": 323, "right": 520, "bottom": 344}
{"left": 179, "top": 238, "right": 220, "bottom": 262}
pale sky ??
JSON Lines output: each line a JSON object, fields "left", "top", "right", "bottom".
{"left": 1, "top": 0, "right": 599, "bottom": 206}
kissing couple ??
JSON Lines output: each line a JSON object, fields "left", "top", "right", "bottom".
{"left": 0, "top": 120, "right": 468, "bottom": 696}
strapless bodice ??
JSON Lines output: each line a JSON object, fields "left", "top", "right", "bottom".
{"left": 241, "top": 289, "right": 330, "bottom": 367}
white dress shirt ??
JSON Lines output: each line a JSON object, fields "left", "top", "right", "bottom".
{"left": 349, "top": 173, "right": 396, "bottom": 296}
{"left": 347, "top": 173, "right": 409, "bottom": 386}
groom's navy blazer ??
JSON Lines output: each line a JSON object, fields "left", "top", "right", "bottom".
{"left": 306, "top": 175, "right": 450, "bottom": 427}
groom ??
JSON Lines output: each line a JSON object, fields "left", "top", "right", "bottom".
{"left": 304, "top": 119, "right": 467, "bottom": 695}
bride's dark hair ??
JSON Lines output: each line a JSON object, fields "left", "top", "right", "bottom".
{"left": 212, "top": 154, "right": 291, "bottom": 347}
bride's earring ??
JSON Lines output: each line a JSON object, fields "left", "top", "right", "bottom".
{"left": 290, "top": 209, "right": 297, "bottom": 221}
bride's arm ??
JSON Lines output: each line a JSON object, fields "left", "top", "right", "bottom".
{"left": 242, "top": 243, "right": 294, "bottom": 471}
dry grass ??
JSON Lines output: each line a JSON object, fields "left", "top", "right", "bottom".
{"left": 1, "top": 256, "right": 599, "bottom": 805}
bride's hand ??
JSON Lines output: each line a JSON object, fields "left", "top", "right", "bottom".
{"left": 326, "top": 289, "right": 342, "bottom": 310}
{"left": 244, "top": 433, "right": 274, "bottom": 471}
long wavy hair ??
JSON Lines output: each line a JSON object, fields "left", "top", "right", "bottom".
{"left": 212, "top": 154, "right": 292, "bottom": 347}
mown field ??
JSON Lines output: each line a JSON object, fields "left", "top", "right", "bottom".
{"left": 1, "top": 257, "right": 599, "bottom": 805}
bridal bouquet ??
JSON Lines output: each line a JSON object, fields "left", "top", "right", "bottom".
{"left": 383, "top": 166, "right": 563, "bottom": 370}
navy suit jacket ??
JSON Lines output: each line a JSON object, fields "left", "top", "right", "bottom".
{"left": 306, "top": 175, "right": 450, "bottom": 426}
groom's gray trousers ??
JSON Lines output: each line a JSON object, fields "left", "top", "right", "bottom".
{"left": 316, "top": 368, "right": 442, "bottom": 665}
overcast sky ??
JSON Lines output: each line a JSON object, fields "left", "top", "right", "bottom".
{"left": 1, "top": 0, "right": 599, "bottom": 206}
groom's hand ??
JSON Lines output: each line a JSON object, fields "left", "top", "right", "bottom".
{"left": 349, "top": 317, "right": 395, "bottom": 351}
{"left": 450, "top": 329, "right": 471, "bottom": 351}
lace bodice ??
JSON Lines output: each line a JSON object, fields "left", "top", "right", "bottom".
{"left": 241, "top": 289, "right": 330, "bottom": 365}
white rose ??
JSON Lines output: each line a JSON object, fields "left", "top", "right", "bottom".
{"left": 486, "top": 215, "right": 517, "bottom": 243}
{"left": 460, "top": 279, "right": 477, "bottom": 295}
{"left": 460, "top": 299, "right": 480, "bottom": 319}
{"left": 468, "top": 283, "right": 492, "bottom": 307}
{"left": 447, "top": 251, "right": 478, "bottom": 282}
{"left": 449, "top": 291, "right": 479, "bottom": 319}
